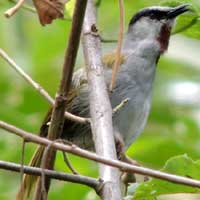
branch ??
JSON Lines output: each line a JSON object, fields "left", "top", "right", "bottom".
{"left": 83, "top": 1, "right": 122, "bottom": 199}
{"left": 62, "top": 151, "right": 79, "bottom": 175}
{"left": 113, "top": 98, "right": 129, "bottom": 115}
{"left": 1, "top": 120, "right": 200, "bottom": 189}
{"left": 19, "top": 139, "right": 26, "bottom": 198}
{"left": 100, "top": 37, "right": 117, "bottom": 43}
{"left": 4, "top": 0, "right": 26, "bottom": 18}
{"left": 40, "top": 0, "right": 88, "bottom": 197}
{"left": 0, "top": 160, "right": 100, "bottom": 189}
{"left": 8, "top": 0, "right": 36, "bottom": 13}
{"left": 109, "top": 0, "right": 125, "bottom": 91}
{"left": 0, "top": 48, "right": 89, "bottom": 124}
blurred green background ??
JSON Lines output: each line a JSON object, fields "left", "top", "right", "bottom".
{"left": 0, "top": 0, "right": 200, "bottom": 199}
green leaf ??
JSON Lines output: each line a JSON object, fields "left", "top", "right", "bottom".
{"left": 160, "top": 0, "right": 200, "bottom": 39}
{"left": 133, "top": 155, "right": 200, "bottom": 200}
{"left": 65, "top": 0, "right": 75, "bottom": 18}
{"left": 160, "top": 0, "right": 200, "bottom": 12}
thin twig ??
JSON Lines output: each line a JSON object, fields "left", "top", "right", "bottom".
{"left": 4, "top": 0, "right": 26, "bottom": 18}
{"left": 113, "top": 98, "right": 129, "bottom": 115}
{"left": 0, "top": 160, "right": 100, "bottom": 189}
{"left": 40, "top": 143, "right": 53, "bottom": 200}
{"left": 51, "top": 139, "right": 79, "bottom": 174}
{"left": 62, "top": 152, "right": 79, "bottom": 175}
{"left": 20, "top": 139, "right": 26, "bottom": 200}
{"left": 0, "top": 48, "right": 89, "bottom": 124}
{"left": 100, "top": 37, "right": 117, "bottom": 43}
{"left": 2, "top": 122, "right": 200, "bottom": 189}
{"left": 39, "top": 0, "right": 88, "bottom": 198}
{"left": 0, "top": 48, "right": 53, "bottom": 104}
{"left": 8, "top": 0, "right": 36, "bottom": 13}
{"left": 39, "top": 138, "right": 79, "bottom": 200}
{"left": 109, "top": 0, "right": 125, "bottom": 91}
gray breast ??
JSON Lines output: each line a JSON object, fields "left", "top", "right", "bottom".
{"left": 108, "top": 55, "right": 156, "bottom": 148}
{"left": 64, "top": 54, "right": 157, "bottom": 150}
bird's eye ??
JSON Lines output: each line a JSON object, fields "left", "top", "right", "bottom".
{"left": 149, "top": 10, "right": 166, "bottom": 20}
{"left": 150, "top": 13, "right": 155, "bottom": 17}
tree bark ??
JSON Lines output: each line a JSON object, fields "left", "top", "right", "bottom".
{"left": 82, "top": 1, "right": 122, "bottom": 200}
{"left": 34, "top": 0, "right": 88, "bottom": 199}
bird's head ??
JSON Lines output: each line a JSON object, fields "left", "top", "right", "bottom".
{"left": 128, "top": 4, "right": 190, "bottom": 53}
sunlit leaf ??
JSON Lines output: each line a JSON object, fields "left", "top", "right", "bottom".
{"left": 160, "top": 0, "right": 200, "bottom": 39}
{"left": 133, "top": 155, "right": 200, "bottom": 200}
{"left": 65, "top": 0, "right": 75, "bottom": 18}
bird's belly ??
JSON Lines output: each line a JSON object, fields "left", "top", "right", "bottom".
{"left": 113, "top": 95, "right": 151, "bottom": 149}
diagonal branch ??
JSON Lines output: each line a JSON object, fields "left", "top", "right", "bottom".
{"left": 113, "top": 98, "right": 129, "bottom": 115}
{"left": 0, "top": 48, "right": 89, "bottom": 124}
{"left": 38, "top": 0, "right": 88, "bottom": 198}
{"left": 109, "top": 0, "right": 125, "bottom": 91}
{"left": 0, "top": 160, "right": 100, "bottom": 189}
{"left": 1, "top": 120, "right": 200, "bottom": 189}
{"left": 4, "top": 0, "right": 26, "bottom": 17}
{"left": 8, "top": 0, "right": 36, "bottom": 13}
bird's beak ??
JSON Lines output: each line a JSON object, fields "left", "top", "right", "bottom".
{"left": 167, "top": 4, "right": 190, "bottom": 18}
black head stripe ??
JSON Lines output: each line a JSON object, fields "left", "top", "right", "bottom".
{"left": 129, "top": 8, "right": 169, "bottom": 25}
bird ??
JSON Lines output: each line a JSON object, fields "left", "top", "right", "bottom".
{"left": 17, "top": 4, "right": 190, "bottom": 200}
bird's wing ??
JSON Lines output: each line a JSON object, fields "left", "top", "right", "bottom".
{"left": 39, "top": 86, "right": 79, "bottom": 134}
{"left": 39, "top": 53, "right": 127, "bottom": 145}
{"left": 39, "top": 68, "right": 90, "bottom": 142}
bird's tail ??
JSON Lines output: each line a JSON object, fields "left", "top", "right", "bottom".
{"left": 16, "top": 145, "right": 45, "bottom": 200}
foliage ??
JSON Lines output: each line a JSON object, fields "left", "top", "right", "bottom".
{"left": 0, "top": 0, "right": 200, "bottom": 199}
{"left": 132, "top": 155, "right": 200, "bottom": 199}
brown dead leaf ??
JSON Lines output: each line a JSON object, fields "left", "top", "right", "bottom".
{"left": 32, "top": 0, "right": 66, "bottom": 25}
